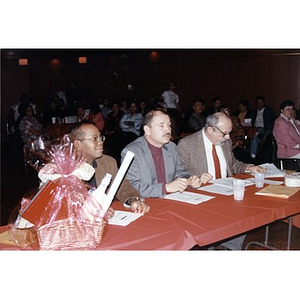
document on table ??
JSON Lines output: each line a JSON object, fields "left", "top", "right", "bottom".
{"left": 259, "top": 163, "right": 285, "bottom": 178}
{"left": 197, "top": 177, "right": 254, "bottom": 196}
{"left": 108, "top": 210, "right": 142, "bottom": 226}
{"left": 163, "top": 191, "right": 214, "bottom": 205}
{"left": 246, "top": 177, "right": 284, "bottom": 185}
{"left": 211, "top": 177, "right": 254, "bottom": 187}
{"left": 197, "top": 184, "right": 234, "bottom": 195}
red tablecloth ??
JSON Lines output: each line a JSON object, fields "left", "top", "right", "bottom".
{"left": 1, "top": 175, "right": 300, "bottom": 250}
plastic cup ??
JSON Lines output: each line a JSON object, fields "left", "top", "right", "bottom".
{"left": 255, "top": 173, "right": 265, "bottom": 188}
{"left": 233, "top": 179, "right": 245, "bottom": 201}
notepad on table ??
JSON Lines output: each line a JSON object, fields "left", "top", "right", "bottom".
{"left": 255, "top": 185, "right": 300, "bottom": 199}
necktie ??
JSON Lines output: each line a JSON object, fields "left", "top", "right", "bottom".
{"left": 212, "top": 144, "right": 221, "bottom": 179}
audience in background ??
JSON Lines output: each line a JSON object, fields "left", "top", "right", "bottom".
{"left": 19, "top": 105, "right": 43, "bottom": 149}
{"left": 273, "top": 100, "right": 300, "bottom": 159}
{"left": 100, "top": 98, "right": 112, "bottom": 119}
{"left": 250, "top": 96, "right": 277, "bottom": 159}
{"left": 160, "top": 81, "right": 183, "bottom": 139}
{"left": 119, "top": 101, "right": 143, "bottom": 140}
{"left": 85, "top": 104, "right": 105, "bottom": 132}
{"left": 220, "top": 105, "right": 254, "bottom": 163}
{"left": 235, "top": 99, "right": 252, "bottom": 126}
{"left": 43, "top": 99, "right": 63, "bottom": 125}
{"left": 103, "top": 102, "right": 125, "bottom": 161}
{"left": 203, "top": 97, "right": 222, "bottom": 117}
{"left": 187, "top": 99, "right": 206, "bottom": 132}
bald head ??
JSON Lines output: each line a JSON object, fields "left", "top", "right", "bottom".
{"left": 204, "top": 112, "right": 232, "bottom": 145}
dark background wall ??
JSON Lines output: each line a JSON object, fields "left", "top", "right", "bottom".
{"left": 1, "top": 49, "right": 300, "bottom": 118}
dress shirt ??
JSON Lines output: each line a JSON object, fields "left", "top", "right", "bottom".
{"left": 202, "top": 130, "right": 227, "bottom": 179}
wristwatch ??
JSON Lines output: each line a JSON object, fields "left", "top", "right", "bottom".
{"left": 123, "top": 197, "right": 145, "bottom": 208}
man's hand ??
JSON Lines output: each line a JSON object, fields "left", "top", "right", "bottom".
{"left": 246, "top": 164, "right": 266, "bottom": 174}
{"left": 187, "top": 175, "right": 202, "bottom": 188}
{"left": 166, "top": 178, "right": 188, "bottom": 193}
{"left": 130, "top": 200, "right": 150, "bottom": 215}
{"left": 105, "top": 207, "right": 115, "bottom": 219}
{"left": 199, "top": 172, "right": 213, "bottom": 184}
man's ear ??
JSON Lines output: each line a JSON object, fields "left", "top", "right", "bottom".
{"left": 73, "top": 140, "right": 82, "bottom": 150}
{"left": 144, "top": 125, "right": 150, "bottom": 136}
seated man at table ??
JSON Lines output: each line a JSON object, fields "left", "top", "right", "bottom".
{"left": 177, "top": 112, "right": 265, "bottom": 250}
{"left": 178, "top": 112, "right": 264, "bottom": 180}
{"left": 120, "top": 109, "right": 203, "bottom": 198}
{"left": 69, "top": 122, "right": 149, "bottom": 216}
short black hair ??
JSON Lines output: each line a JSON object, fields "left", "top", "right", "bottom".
{"left": 279, "top": 100, "right": 294, "bottom": 111}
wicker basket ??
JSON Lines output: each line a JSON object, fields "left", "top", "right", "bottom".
{"left": 37, "top": 218, "right": 105, "bottom": 250}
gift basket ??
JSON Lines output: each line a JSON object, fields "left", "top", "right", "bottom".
{"left": 9, "top": 135, "right": 108, "bottom": 250}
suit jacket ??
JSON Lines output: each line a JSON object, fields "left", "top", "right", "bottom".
{"left": 273, "top": 115, "right": 300, "bottom": 158}
{"left": 251, "top": 106, "right": 277, "bottom": 136}
{"left": 177, "top": 129, "right": 248, "bottom": 176}
{"left": 121, "top": 136, "right": 190, "bottom": 198}
{"left": 94, "top": 154, "right": 140, "bottom": 203}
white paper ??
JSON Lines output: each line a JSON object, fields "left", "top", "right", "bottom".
{"left": 163, "top": 191, "right": 214, "bottom": 204}
{"left": 108, "top": 210, "right": 142, "bottom": 226}
{"left": 197, "top": 184, "right": 234, "bottom": 195}
{"left": 211, "top": 177, "right": 254, "bottom": 188}
{"left": 246, "top": 177, "right": 284, "bottom": 185}
{"left": 260, "top": 163, "right": 285, "bottom": 178}
{"left": 98, "top": 151, "right": 135, "bottom": 214}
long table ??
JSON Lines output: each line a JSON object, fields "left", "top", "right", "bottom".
{"left": 1, "top": 174, "right": 300, "bottom": 250}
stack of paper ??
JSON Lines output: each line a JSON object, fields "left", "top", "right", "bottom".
{"left": 197, "top": 177, "right": 253, "bottom": 196}
{"left": 260, "top": 163, "right": 285, "bottom": 178}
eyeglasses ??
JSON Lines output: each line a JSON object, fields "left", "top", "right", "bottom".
{"left": 213, "top": 126, "right": 231, "bottom": 137}
{"left": 78, "top": 135, "right": 106, "bottom": 143}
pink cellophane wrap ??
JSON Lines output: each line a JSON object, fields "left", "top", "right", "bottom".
{"left": 10, "top": 136, "right": 107, "bottom": 250}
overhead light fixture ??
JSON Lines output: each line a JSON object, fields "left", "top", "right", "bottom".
{"left": 19, "top": 58, "right": 28, "bottom": 66}
{"left": 78, "top": 57, "right": 87, "bottom": 64}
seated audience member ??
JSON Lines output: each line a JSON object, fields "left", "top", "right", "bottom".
{"left": 273, "top": 100, "right": 300, "bottom": 159}
{"left": 69, "top": 122, "right": 149, "bottom": 215}
{"left": 177, "top": 112, "right": 264, "bottom": 178}
{"left": 86, "top": 104, "right": 105, "bottom": 132}
{"left": 121, "top": 109, "right": 203, "bottom": 198}
{"left": 177, "top": 112, "right": 264, "bottom": 250}
{"left": 77, "top": 105, "right": 89, "bottom": 123}
{"left": 220, "top": 106, "right": 254, "bottom": 163}
{"left": 188, "top": 99, "right": 206, "bottom": 132}
{"left": 43, "top": 99, "right": 63, "bottom": 125}
{"left": 103, "top": 102, "right": 124, "bottom": 161}
{"left": 203, "top": 97, "right": 222, "bottom": 117}
{"left": 119, "top": 101, "right": 144, "bottom": 144}
{"left": 139, "top": 100, "right": 150, "bottom": 116}
{"left": 236, "top": 99, "right": 252, "bottom": 126}
{"left": 19, "top": 105, "right": 43, "bottom": 149}
{"left": 250, "top": 96, "right": 277, "bottom": 159}
{"left": 101, "top": 98, "right": 112, "bottom": 119}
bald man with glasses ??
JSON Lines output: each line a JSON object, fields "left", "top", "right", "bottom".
{"left": 178, "top": 112, "right": 264, "bottom": 182}
{"left": 178, "top": 112, "right": 264, "bottom": 250}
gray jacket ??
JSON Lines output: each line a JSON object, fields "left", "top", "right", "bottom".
{"left": 121, "top": 136, "right": 190, "bottom": 198}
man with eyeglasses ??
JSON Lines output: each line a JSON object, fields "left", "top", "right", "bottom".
{"left": 177, "top": 112, "right": 264, "bottom": 250}
{"left": 69, "top": 122, "right": 150, "bottom": 217}
{"left": 178, "top": 112, "right": 264, "bottom": 181}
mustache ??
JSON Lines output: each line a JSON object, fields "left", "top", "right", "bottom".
{"left": 163, "top": 132, "right": 171, "bottom": 137}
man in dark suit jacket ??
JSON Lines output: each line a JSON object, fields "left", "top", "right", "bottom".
{"left": 250, "top": 96, "right": 277, "bottom": 159}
